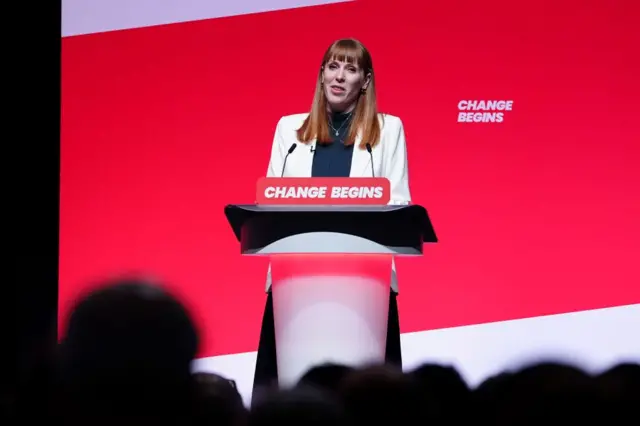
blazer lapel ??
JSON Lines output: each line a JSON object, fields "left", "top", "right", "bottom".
{"left": 349, "top": 132, "right": 371, "bottom": 177}
{"left": 291, "top": 139, "right": 315, "bottom": 177}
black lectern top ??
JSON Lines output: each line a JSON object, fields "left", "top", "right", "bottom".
{"left": 224, "top": 204, "right": 437, "bottom": 255}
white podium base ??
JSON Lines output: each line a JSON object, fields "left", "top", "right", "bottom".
{"left": 271, "top": 254, "right": 391, "bottom": 388}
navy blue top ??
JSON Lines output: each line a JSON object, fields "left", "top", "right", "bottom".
{"left": 311, "top": 111, "right": 354, "bottom": 177}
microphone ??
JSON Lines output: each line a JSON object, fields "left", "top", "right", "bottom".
{"left": 281, "top": 143, "right": 297, "bottom": 177}
{"left": 365, "top": 143, "right": 375, "bottom": 177}
{"left": 310, "top": 145, "right": 316, "bottom": 153}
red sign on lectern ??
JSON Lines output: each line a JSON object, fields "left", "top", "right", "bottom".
{"left": 256, "top": 177, "right": 390, "bottom": 205}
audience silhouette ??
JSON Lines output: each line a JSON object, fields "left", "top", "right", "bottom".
{"left": 6, "top": 278, "right": 638, "bottom": 425}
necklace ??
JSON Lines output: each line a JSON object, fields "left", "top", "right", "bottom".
{"left": 329, "top": 111, "right": 353, "bottom": 136}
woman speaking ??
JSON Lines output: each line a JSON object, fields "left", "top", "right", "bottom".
{"left": 253, "top": 38, "right": 411, "bottom": 396}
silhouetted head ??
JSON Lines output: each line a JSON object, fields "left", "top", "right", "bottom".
{"left": 59, "top": 277, "right": 199, "bottom": 380}
{"left": 480, "top": 361, "right": 600, "bottom": 425}
{"left": 192, "top": 372, "right": 246, "bottom": 425}
{"left": 595, "top": 363, "right": 640, "bottom": 414}
{"left": 56, "top": 277, "right": 200, "bottom": 423}
{"left": 299, "top": 363, "right": 355, "bottom": 393}
{"left": 248, "top": 386, "right": 346, "bottom": 426}
{"left": 339, "top": 365, "right": 428, "bottom": 426}
{"left": 409, "top": 363, "right": 471, "bottom": 420}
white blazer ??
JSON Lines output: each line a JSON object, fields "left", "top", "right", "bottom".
{"left": 264, "top": 112, "right": 412, "bottom": 293}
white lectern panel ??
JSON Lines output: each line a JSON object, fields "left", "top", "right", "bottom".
{"left": 271, "top": 253, "right": 391, "bottom": 387}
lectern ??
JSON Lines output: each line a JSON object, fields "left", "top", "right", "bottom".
{"left": 224, "top": 204, "right": 437, "bottom": 387}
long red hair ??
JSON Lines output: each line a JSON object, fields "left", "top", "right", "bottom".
{"left": 296, "top": 38, "right": 382, "bottom": 149}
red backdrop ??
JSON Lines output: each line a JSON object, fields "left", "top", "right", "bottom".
{"left": 60, "top": 0, "right": 640, "bottom": 358}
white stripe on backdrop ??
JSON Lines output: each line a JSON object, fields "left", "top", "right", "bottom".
{"left": 61, "top": 0, "right": 353, "bottom": 36}
{"left": 192, "top": 304, "right": 640, "bottom": 407}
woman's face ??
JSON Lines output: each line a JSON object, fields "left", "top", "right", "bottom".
{"left": 322, "top": 58, "right": 370, "bottom": 113}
